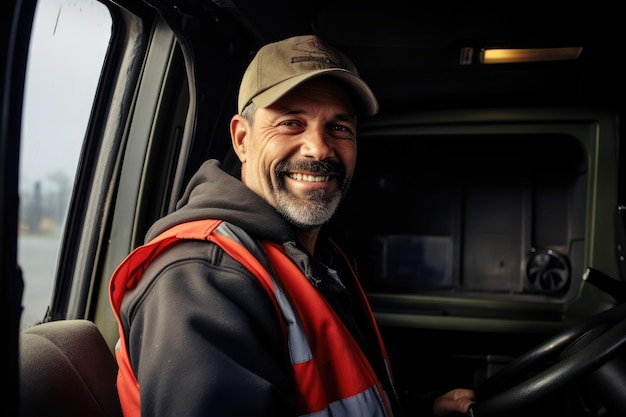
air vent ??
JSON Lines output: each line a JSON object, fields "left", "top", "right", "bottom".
{"left": 525, "top": 248, "right": 571, "bottom": 294}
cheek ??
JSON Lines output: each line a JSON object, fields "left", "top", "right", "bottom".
{"left": 339, "top": 143, "right": 357, "bottom": 172}
{"left": 263, "top": 140, "right": 297, "bottom": 171}
{"left": 246, "top": 140, "right": 271, "bottom": 170}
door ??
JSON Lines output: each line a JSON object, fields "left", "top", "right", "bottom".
{"left": 1, "top": 0, "right": 37, "bottom": 413}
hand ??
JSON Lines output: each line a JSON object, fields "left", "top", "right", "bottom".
{"left": 432, "top": 388, "right": 476, "bottom": 416}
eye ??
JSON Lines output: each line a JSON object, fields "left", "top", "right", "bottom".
{"left": 279, "top": 120, "right": 301, "bottom": 127}
{"left": 328, "top": 124, "right": 355, "bottom": 139}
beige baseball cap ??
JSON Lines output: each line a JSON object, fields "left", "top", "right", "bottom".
{"left": 237, "top": 35, "right": 379, "bottom": 116}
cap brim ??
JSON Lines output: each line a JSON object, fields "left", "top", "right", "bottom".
{"left": 250, "top": 68, "right": 379, "bottom": 116}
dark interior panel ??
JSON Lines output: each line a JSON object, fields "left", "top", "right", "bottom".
{"left": 333, "top": 133, "right": 587, "bottom": 303}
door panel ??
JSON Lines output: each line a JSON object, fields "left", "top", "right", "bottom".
{"left": 2, "top": 0, "right": 37, "bottom": 412}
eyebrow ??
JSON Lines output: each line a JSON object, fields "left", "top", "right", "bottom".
{"left": 334, "top": 112, "right": 357, "bottom": 124}
{"left": 275, "top": 107, "right": 356, "bottom": 124}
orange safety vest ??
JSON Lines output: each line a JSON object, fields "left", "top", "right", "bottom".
{"left": 109, "top": 219, "right": 395, "bottom": 417}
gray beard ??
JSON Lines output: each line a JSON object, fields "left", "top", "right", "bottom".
{"left": 275, "top": 188, "right": 342, "bottom": 231}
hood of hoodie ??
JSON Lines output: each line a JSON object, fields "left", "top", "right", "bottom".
{"left": 144, "top": 159, "right": 297, "bottom": 244}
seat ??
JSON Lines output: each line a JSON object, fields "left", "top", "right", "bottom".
{"left": 19, "top": 319, "right": 123, "bottom": 417}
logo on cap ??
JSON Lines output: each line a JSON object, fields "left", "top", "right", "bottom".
{"left": 290, "top": 38, "right": 341, "bottom": 67}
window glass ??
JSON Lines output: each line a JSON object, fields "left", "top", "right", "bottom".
{"left": 19, "top": 0, "right": 112, "bottom": 329}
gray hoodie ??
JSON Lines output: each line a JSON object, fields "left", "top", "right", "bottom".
{"left": 116, "top": 159, "right": 397, "bottom": 417}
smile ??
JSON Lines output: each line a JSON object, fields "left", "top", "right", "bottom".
{"left": 288, "top": 173, "right": 330, "bottom": 182}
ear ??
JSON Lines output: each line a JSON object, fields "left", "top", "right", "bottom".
{"left": 230, "top": 114, "right": 248, "bottom": 163}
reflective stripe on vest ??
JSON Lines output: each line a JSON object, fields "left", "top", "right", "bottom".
{"left": 109, "top": 219, "right": 394, "bottom": 417}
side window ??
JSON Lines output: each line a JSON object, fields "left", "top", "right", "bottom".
{"left": 19, "top": 0, "right": 112, "bottom": 329}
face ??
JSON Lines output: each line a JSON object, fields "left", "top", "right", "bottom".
{"left": 231, "top": 77, "right": 358, "bottom": 231}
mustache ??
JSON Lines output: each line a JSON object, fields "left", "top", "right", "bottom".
{"left": 276, "top": 159, "right": 346, "bottom": 177}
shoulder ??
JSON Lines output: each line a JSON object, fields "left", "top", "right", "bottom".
{"left": 120, "top": 238, "right": 268, "bottom": 318}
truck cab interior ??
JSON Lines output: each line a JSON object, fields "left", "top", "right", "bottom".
{"left": 2, "top": 1, "right": 625, "bottom": 416}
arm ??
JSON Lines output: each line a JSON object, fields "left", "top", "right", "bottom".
{"left": 433, "top": 388, "right": 476, "bottom": 416}
{"left": 123, "top": 242, "right": 296, "bottom": 417}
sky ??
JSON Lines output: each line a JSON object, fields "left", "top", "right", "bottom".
{"left": 20, "top": 0, "right": 112, "bottom": 195}
{"left": 17, "top": 0, "right": 113, "bottom": 328}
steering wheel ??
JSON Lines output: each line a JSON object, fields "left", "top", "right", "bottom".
{"left": 467, "top": 302, "right": 626, "bottom": 416}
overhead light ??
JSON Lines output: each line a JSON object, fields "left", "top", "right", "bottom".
{"left": 480, "top": 47, "right": 583, "bottom": 64}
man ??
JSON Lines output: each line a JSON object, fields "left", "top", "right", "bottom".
{"left": 110, "top": 35, "right": 475, "bottom": 416}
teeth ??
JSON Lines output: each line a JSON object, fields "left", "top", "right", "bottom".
{"left": 289, "top": 173, "right": 329, "bottom": 182}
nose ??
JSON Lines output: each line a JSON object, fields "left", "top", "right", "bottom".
{"left": 300, "top": 125, "right": 334, "bottom": 160}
